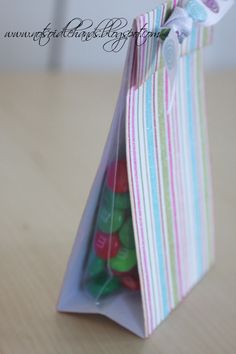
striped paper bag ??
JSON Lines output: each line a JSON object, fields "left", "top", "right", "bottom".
{"left": 57, "top": 1, "right": 214, "bottom": 338}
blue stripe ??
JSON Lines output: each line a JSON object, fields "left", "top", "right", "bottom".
{"left": 186, "top": 26, "right": 203, "bottom": 277}
{"left": 146, "top": 75, "right": 169, "bottom": 317}
{"left": 150, "top": 8, "right": 162, "bottom": 76}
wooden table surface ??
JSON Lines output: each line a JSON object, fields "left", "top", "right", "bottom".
{"left": 0, "top": 72, "right": 235, "bottom": 354}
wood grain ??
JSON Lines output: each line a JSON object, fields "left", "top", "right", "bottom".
{"left": 0, "top": 72, "right": 235, "bottom": 354}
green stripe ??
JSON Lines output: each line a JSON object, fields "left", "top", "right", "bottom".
{"left": 157, "top": 64, "right": 179, "bottom": 305}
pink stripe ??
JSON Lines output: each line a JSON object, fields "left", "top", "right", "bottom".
{"left": 140, "top": 14, "right": 155, "bottom": 331}
{"left": 140, "top": 15, "right": 154, "bottom": 332}
{"left": 140, "top": 14, "right": 154, "bottom": 332}
{"left": 165, "top": 70, "right": 183, "bottom": 299}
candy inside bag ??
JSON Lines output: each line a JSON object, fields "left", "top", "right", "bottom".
{"left": 83, "top": 158, "right": 140, "bottom": 304}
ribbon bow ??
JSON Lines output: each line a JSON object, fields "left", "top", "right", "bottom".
{"left": 161, "top": 0, "right": 234, "bottom": 112}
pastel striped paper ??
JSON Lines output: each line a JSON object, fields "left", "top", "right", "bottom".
{"left": 126, "top": 1, "right": 214, "bottom": 337}
{"left": 57, "top": 0, "right": 214, "bottom": 339}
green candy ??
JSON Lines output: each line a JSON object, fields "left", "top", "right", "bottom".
{"left": 110, "top": 248, "right": 137, "bottom": 273}
{"left": 88, "top": 255, "right": 105, "bottom": 278}
{"left": 87, "top": 273, "right": 121, "bottom": 298}
{"left": 103, "top": 186, "right": 130, "bottom": 210}
{"left": 119, "top": 217, "right": 135, "bottom": 249}
{"left": 97, "top": 202, "right": 125, "bottom": 233}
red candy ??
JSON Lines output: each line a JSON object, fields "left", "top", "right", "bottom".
{"left": 111, "top": 266, "right": 138, "bottom": 277}
{"left": 106, "top": 160, "right": 129, "bottom": 193}
{"left": 121, "top": 274, "right": 140, "bottom": 291}
{"left": 94, "top": 231, "right": 120, "bottom": 260}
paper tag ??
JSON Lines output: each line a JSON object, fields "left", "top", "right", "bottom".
{"left": 162, "top": 28, "right": 180, "bottom": 81}
{"left": 162, "top": 28, "right": 180, "bottom": 112}
{"left": 185, "top": 0, "right": 234, "bottom": 26}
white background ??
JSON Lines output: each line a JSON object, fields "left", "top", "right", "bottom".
{"left": 0, "top": 0, "right": 235, "bottom": 72}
